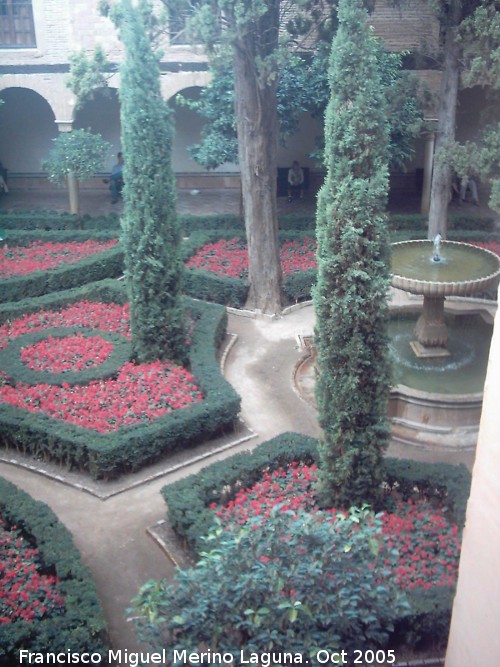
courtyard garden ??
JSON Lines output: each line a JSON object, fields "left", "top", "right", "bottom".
{"left": 1, "top": 0, "right": 499, "bottom": 660}
{"left": 0, "top": 200, "right": 490, "bottom": 661}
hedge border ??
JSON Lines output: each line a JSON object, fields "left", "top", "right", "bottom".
{"left": 182, "top": 227, "right": 500, "bottom": 306}
{"left": 0, "top": 245, "right": 124, "bottom": 304}
{"left": 162, "top": 432, "right": 471, "bottom": 649}
{"left": 0, "top": 476, "right": 108, "bottom": 663}
{"left": 0, "top": 211, "right": 121, "bottom": 231}
{"left": 0, "top": 282, "right": 240, "bottom": 479}
{"left": 0, "top": 327, "right": 132, "bottom": 386}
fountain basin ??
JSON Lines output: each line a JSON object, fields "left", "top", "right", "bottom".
{"left": 387, "top": 309, "right": 493, "bottom": 449}
{"left": 391, "top": 240, "right": 500, "bottom": 351}
{"left": 293, "top": 303, "right": 496, "bottom": 450}
{"left": 391, "top": 240, "right": 500, "bottom": 297}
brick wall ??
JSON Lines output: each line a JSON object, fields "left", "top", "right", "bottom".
{"left": 368, "top": 0, "right": 439, "bottom": 53}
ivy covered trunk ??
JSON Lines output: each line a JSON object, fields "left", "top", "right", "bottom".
{"left": 113, "top": 0, "right": 186, "bottom": 364}
{"left": 231, "top": 0, "right": 282, "bottom": 314}
{"left": 314, "top": 0, "right": 392, "bottom": 509}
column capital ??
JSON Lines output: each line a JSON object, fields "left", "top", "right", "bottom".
{"left": 55, "top": 121, "right": 74, "bottom": 133}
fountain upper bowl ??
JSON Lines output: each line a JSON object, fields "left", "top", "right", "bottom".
{"left": 391, "top": 240, "right": 500, "bottom": 297}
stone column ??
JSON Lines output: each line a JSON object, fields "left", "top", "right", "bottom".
{"left": 55, "top": 120, "right": 79, "bottom": 216}
{"left": 445, "top": 285, "right": 500, "bottom": 665}
{"left": 420, "top": 127, "right": 436, "bottom": 216}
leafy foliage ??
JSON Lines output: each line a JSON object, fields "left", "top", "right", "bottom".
{"left": 42, "top": 129, "right": 110, "bottom": 183}
{"left": 110, "top": 0, "right": 187, "bottom": 363}
{"left": 179, "top": 44, "right": 422, "bottom": 172}
{"left": 67, "top": 46, "right": 114, "bottom": 109}
{"left": 132, "top": 505, "right": 408, "bottom": 660}
{"left": 442, "top": 0, "right": 500, "bottom": 213}
{"left": 313, "top": 0, "right": 391, "bottom": 508}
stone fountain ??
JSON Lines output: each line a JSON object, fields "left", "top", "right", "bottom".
{"left": 293, "top": 239, "right": 500, "bottom": 450}
{"left": 388, "top": 238, "right": 500, "bottom": 448}
{"left": 391, "top": 237, "right": 500, "bottom": 357}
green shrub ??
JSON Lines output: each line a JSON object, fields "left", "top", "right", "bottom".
{"left": 448, "top": 213, "right": 494, "bottom": 232}
{"left": 283, "top": 268, "right": 316, "bottom": 303}
{"left": 387, "top": 212, "right": 494, "bottom": 233}
{"left": 133, "top": 506, "right": 407, "bottom": 661}
{"left": 0, "top": 476, "right": 108, "bottom": 663}
{"left": 5, "top": 230, "right": 119, "bottom": 245}
{"left": 184, "top": 267, "right": 249, "bottom": 307}
{"left": 180, "top": 214, "right": 243, "bottom": 235}
{"left": 0, "top": 211, "right": 121, "bottom": 231}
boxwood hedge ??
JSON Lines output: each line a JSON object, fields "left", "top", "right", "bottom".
{"left": 0, "top": 476, "right": 108, "bottom": 663}
{"left": 0, "top": 281, "right": 240, "bottom": 479}
{"left": 162, "top": 432, "right": 471, "bottom": 649}
{"left": 0, "top": 245, "right": 124, "bottom": 304}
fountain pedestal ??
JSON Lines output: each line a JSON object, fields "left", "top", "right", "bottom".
{"left": 411, "top": 295, "right": 451, "bottom": 357}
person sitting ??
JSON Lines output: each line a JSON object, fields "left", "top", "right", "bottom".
{"left": 109, "top": 152, "right": 124, "bottom": 204}
{"left": 459, "top": 176, "right": 479, "bottom": 206}
{"left": 0, "top": 161, "right": 8, "bottom": 194}
{"left": 287, "top": 160, "right": 304, "bottom": 202}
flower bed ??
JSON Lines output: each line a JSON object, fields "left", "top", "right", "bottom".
{"left": 0, "top": 243, "right": 124, "bottom": 305}
{"left": 163, "top": 432, "right": 471, "bottom": 648}
{"left": 185, "top": 237, "right": 317, "bottom": 279}
{"left": 0, "top": 240, "right": 118, "bottom": 278}
{"left": 0, "top": 285, "right": 240, "bottom": 479}
{"left": 211, "top": 463, "right": 460, "bottom": 592}
{"left": 0, "top": 301, "right": 202, "bottom": 433}
{"left": 21, "top": 332, "right": 114, "bottom": 373}
{"left": 469, "top": 240, "right": 500, "bottom": 255}
{"left": 0, "top": 518, "right": 65, "bottom": 624}
{"left": 0, "top": 476, "right": 108, "bottom": 659}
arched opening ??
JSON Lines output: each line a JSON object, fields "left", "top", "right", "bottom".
{"left": 0, "top": 87, "right": 56, "bottom": 173}
{"left": 169, "top": 85, "right": 237, "bottom": 173}
{"left": 73, "top": 87, "right": 121, "bottom": 173}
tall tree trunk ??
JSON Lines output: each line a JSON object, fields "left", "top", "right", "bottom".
{"left": 231, "top": 8, "right": 282, "bottom": 314}
{"left": 67, "top": 171, "right": 80, "bottom": 217}
{"left": 428, "top": 5, "right": 462, "bottom": 240}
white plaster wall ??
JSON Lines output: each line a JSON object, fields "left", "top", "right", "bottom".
{"left": 445, "top": 286, "right": 500, "bottom": 667}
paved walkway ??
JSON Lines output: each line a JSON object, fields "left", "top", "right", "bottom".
{"left": 0, "top": 185, "right": 481, "bottom": 652}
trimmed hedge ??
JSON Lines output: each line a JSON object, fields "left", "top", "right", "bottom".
{"left": 0, "top": 283, "right": 240, "bottom": 479}
{"left": 0, "top": 476, "right": 108, "bottom": 663}
{"left": 0, "top": 211, "right": 121, "bottom": 231}
{"left": 0, "top": 327, "right": 132, "bottom": 387}
{"left": 184, "top": 267, "right": 249, "bottom": 307}
{"left": 0, "top": 209, "right": 490, "bottom": 235}
{"left": 164, "top": 432, "right": 318, "bottom": 549}
{"left": 0, "top": 278, "right": 127, "bottom": 325}
{"left": 162, "top": 432, "right": 471, "bottom": 649}
{"left": 5, "top": 230, "right": 119, "bottom": 245}
{"left": 163, "top": 432, "right": 470, "bottom": 549}
{"left": 388, "top": 212, "right": 494, "bottom": 233}
{"left": 0, "top": 245, "right": 124, "bottom": 304}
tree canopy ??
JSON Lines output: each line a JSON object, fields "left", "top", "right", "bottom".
{"left": 177, "top": 22, "right": 423, "bottom": 173}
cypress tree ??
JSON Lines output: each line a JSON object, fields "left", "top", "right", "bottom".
{"left": 314, "top": 0, "right": 391, "bottom": 508}
{"left": 112, "top": 0, "right": 186, "bottom": 364}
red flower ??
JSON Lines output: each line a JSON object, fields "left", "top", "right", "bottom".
{"left": 0, "top": 240, "right": 118, "bottom": 278}
{"left": 210, "top": 463, "right": 461, "bottom": 592}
